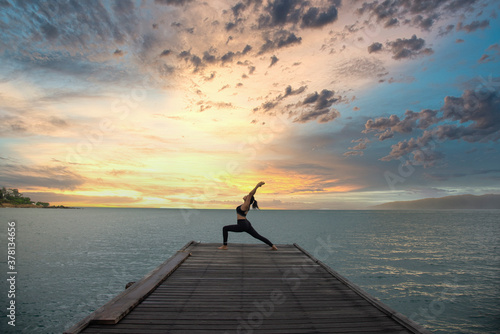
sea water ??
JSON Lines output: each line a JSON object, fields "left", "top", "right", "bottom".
{"left": 0, "top": 208, "right": 498, "bottom": 333}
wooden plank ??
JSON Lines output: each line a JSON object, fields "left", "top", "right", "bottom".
{"left": 64, "top": 241, "right": 195, "bottom": 333}
{"left": 90, "top": 251, "right": 189, "bottom": 324}
{"left": 293, "top": 243, "right": 432, "bottom": 334}
{"left": 68, "top": 242, "right": 432, "bottom": 334}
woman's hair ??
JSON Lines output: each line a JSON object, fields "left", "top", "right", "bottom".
{"left": 250, "top": 196, "right": 259, "bottom": 210}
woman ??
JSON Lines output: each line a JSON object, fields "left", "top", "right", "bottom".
{"left": 218, "top": 181, "right": 278, "bottom": 250}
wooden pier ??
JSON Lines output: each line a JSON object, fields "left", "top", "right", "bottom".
{"left": 65, "top": 241, "right": 431, "bottom": 333}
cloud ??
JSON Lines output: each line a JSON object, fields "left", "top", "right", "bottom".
{"left": 384, "top": 17, "right": 399, "bottom": 28}
{"left": 355, "top": 0, "right": 479, "bottom": 31}
{"left": 457, "top": 19, "right": 490, "bottom": 33}
{"left": 438, "top": 24, "right": 455, "bottom": 36}
{"left": 160, "top": 49, "right": 172, "bottom": 57}
{"left": 22, "top": 191, "right": 143, "bottom": 206}
{"left": 253, "top": 85, "right": 342, "bottom": 123}
{"left": 386, "top": 34, "right": 434, "bottom": 60}
{"left": 364, "top": 109, "right": 440, "bottom": 139}
{"left": 0, "top": 163, "right": 86, "bottom": 190}
{"left": 367, "top": 42, "right": 383, "bottom": 53}
{"left": 294, "top": 89, "right": 341, "bottom": 123}
{"left": 257, "top": 1, "right": 339, "bottom": 28}
{"left": 284, "top": 85, "right": 307, "bottom": 97}
{"left": 113, "top": 49, "right": 125, "bottom": 57}
{"left": 349, "top": 138, "right": 371, "bottom": 150}
{"left": 478, "top": 43, "right": 500, "bottom": 63}
{"left": 301, "top": 5, "right": 338, "bottom": 28}
{"left": 258, "top": 30, "right": 302, "bottom": 54}
{"left": 269, "top": 55, "right": 279, "bottom": 67}
{"left": 365, "top": 83, "right": 500, "bottom": 165}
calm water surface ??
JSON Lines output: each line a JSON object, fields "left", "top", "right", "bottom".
{"left": 0, "top": 208, "right": 498, "bottom": 333}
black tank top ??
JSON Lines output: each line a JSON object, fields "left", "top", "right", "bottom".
{"left": 236, "top": 205, "right": 248, "bottom": 217}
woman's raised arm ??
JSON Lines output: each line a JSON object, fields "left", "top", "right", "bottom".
{"left": 248, "top": 181, "right": 265, "bottom": 197}
{"left": 241, "top": 181, "right": 265, "bottom": 210}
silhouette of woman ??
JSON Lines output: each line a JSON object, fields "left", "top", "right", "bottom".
{"left": 218, "top": 181, "right": 278, "bottom": 250}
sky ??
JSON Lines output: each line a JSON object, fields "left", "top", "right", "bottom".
{"left": 0, "top": 0, "right": 499, "bottom": 209}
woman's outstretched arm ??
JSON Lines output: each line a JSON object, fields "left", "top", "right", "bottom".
{"left": 249, "top": 181, "right": 265, "bottom": 197}
{"left": 241, "top": 181, "right": 265, "bottom": 210}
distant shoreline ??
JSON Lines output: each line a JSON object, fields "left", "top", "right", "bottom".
{"left": 0, "top": 203, "right": 76, "bottom": 209}
{"left": 372, "top": 194, "right": 500, "bottom": 210}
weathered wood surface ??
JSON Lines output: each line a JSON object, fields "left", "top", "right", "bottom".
{"left": 70, "top": 242, "right": 431, "bottom": 334}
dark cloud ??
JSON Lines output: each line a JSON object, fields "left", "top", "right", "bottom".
{"left": 355, "top": 0, "right": 479, "bottom": 31}
{"left": 262, "top": 0, "right": 303, "bottom": 27}
{"left": 256, "top": 0, "right": 339, "bottom": 29}
{"left": 254, "top": 84, "right": 307, "bottom": 113}
{"left": 269, "top": 55, "right": 279, "bottom": 67}
{"left": 294, "top": 89, "right": 341, "bottom": 123}
{"left": 457, "top": 19, "right": 490, "bottom": 33}
{"left": 258, "top": 30, "right": 302, "bottom": 54}
{"left": 113, "top": 49, "right": 124, "bottom": 57}
{"left": 160, "top": 49, "right": 172, "bottom": 57}
{"left": 386, "top": 34, "right": 433, "bottom": 60}
{"left": 221, "top": 51, "right": 235, "bottom": 63}
{"left": 176, "top": 44, "right": 254, "bottom": 72}
{"left": 365, "top": 84, "right": 500, "bottom": 165}
{"left": 225, "top": 22, "right": 236, "bottom": 31}
{"left": 242, "top": 44, "right": 252, "bottom": 54}
{"left": 367, "top": 42, "right": 383, "bottom": 53}
{"left": 284, "top": 85, "right": 307, "bottom": 97}
{"left": 364, "top": 109, "right": 440, "bottom": 140}
{"left": 255, "top": 86, "right": 344, "bottom": 123}
{"left": 413, "top": 14, "right": 437, "bottom": 30}
{"left": 231, "top": 2, "right": 246, "bottom": 17}
{"left": 301, "top": 5, "right": 338, "bottom": 28}
{"left": 384, "top": 17, "right": 399, "bottom": 28}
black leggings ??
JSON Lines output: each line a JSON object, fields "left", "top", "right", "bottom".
{"left": 223, "top": 219, "right": 274, "bottom": 247}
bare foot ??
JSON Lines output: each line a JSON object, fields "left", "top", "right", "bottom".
{"left": 271, "top": 245, "right": 278, "bottom": 251}
{"left": 218, "top": 245, "right": 228, "bottom": 250}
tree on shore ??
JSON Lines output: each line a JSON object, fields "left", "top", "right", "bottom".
{"left": 0, "top": 187, "right": 61, "bottom": 207}
{"left": 0, "top": 187, "right": 7, "bottom": 200}
{"left": 0, "top": 187, "right": 36, "bottom": 205}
